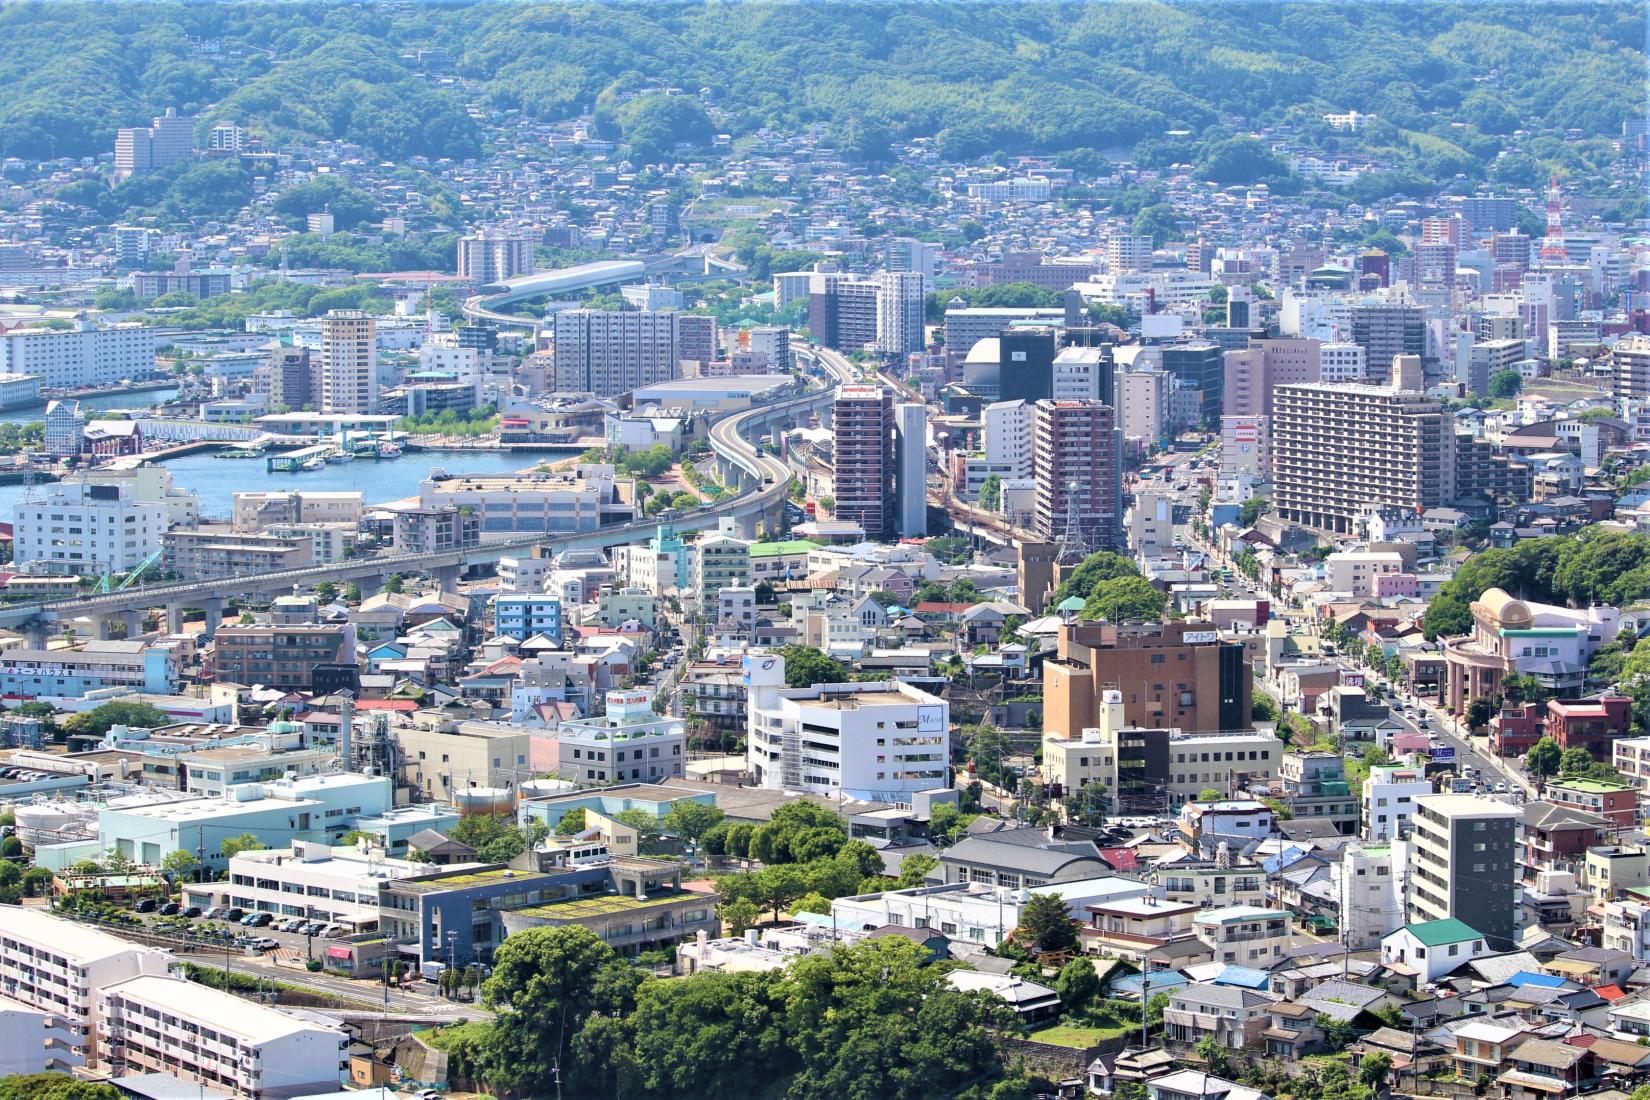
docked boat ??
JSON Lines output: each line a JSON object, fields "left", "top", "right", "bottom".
{"left": 301, "top": 457, "right": 326, "bottom": 471}
{"left": 327, "top": 450, "right": 354, "bottom": 463}
{"left": 377, "top": 442, "right": 403, "bottom": 458}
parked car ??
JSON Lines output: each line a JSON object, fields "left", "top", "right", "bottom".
{"left": 182, "top": 906, "right": 202, "bottom": 918}
{"left": 301, "top": 921, "right": 326, "bottom": 936}
{"left": 241, "top": 912, "right": 272, "bottom": 927}
{"left": 160, "top": 901, "right": 181, "bottom": 916}
{"left": 321, "top": 924, "right": 346, "bottom": 937}
{"left": 204, "top": 906, "right": 228, "bottom": 920}
{"left": 134, "top": 898, "right": 158, "bottom": 914}
{"left": 225, "top": 908, "right": 244, "bottom": 922}
{"left": 253, "top": 937, "right": 279, "bottom": 951}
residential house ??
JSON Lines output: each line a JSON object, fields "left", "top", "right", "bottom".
{"left": 1163, "top": 984, "right": 1278, "bottom": 1050}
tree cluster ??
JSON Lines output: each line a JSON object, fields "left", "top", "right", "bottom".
{"left": 446, "top": 927, "right": 1021, "bottom": 1100}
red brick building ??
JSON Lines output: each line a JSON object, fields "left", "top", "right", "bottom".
{"left": 1544, "top": 777, "right": 1637, "bottom": 831}
{"left": 1547, "top": 697, "right": 1633, "bottom": 758}
{"left": 1490, "top": 702, "right": 1545, "bottom": 757}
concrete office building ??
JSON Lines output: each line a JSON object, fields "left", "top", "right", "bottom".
{"left": 1271, "top": 379, "right": 1455, "bottom": 534}
{"left": 549, "top": 689, "right": 685, "bottom": 785}
{"left": 456, "top": 228, "right": 535, "bottom": 284}
{"left": 183, "top": 840, "right": 434, "bottom": 927}
{"left": 1043, "top": 620, "right": 1252, "bottom": 736}
{"left": 1406, "top": 793, "right": 1521, "bottom": 949}
{"left": 97, "top": 975, "right": 346, "bottom": 1098}
{"left": 833, "top": 384, "right": 896, "bottom": 540}
{"left": 1319, "top": 342, "right": 1366, "bottom": 383}
{"left": 232, "top": 491, "right": 362, "bottom": 533}
{"left": 318, "top": 311, "right": 377, "bottom": 414}
{"left": 894, "top": 401, "right": 928, "bottom": 538}
{"left": 1163, "top": 342, "right": 1224, "bottom": 423}
{"left": 997, "top": 328, "right": 1059, "bottom": 404}
{"left": 15, "top": 481, "right": 166, "bottom": 577}
{"left": 553, "top": 309, "right": 679, "bottom": 397}
{"left": 0, "top": 324, "right": 157, "bottom": 389}
{"left": 1031, "top": 399, "right": 1120, "bottom": 553}
{"left": 0, "top": 641, "right": 177, "bottom": 698}
{"left": 0, "top": 909, "right": 176, "bottom": 1068}
{"left": 1221, "top": 338, "right": 1321, "bottom": 419}
{"left": 1465, "top": 338, "right": 1528, "bottom": 396}
{"left": 943, "top": 307, "right": 1067, "bottom": 356}
{"left": 1350, "top": 303, "right": 1426, "bottom": 382}
{"left": 1220, "top": 414, "right": 1268, "bottom": 480}
{"left": 210, "top": 622, "right": 358, "bottom": 691}
{"left": 958, "top": 251, "right": 1096, "bottom": 291}
{"left": 744, "top": 652, "right": 949, "bottom": 801}
{"left": 398, "top": 724, "right": 533, "bottom": 797}
{"left": 1115, "top": 365, "right": 1174, "bottom": 447}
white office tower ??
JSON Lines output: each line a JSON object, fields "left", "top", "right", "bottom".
{"left": 876, "top": 272, "right": 926, "bottom": 357}
{"left": 553, "top": 309, "right": 680, "bottom": 397}
{"left": 1319, "top": 342, "right": 1366, "bottom": 383}
{"left": 744, "top": 652, "right": 949, "bottom": 800}
{"left": 982, "top": 399, "right": 1032, "bottom": 477}
{"left": 1338, "top": 841, "right": 1406, "bottom": 950}
{"left": 1052, "top": 346, "right": 1107, "bottom": 402}
{"left": 15, "top": 481, "right": 166, "bottom": 577}
{"left": 894, "top": 401, "right": 928, "bottom": 538}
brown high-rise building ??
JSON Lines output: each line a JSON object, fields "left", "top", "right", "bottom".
{"left": 1032, "top": 399, "right": 1121, "bottom": 553}
{"left": 1043, "top": 621, "right": 1253, "bottom": 736}
{"left": 263, "top": 346, "right": 314, "bottom": 410}
{"left": 1271, "top": 380, "right": 1455, "bottom": 534}
{"left": 832, "top": 384, "right": 895, "bottom": 539}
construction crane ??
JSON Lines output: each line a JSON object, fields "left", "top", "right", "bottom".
{"left": 91, "top": 548, "right": 164, "bottom": 595}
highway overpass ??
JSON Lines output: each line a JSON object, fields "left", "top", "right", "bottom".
{"left": 0, "top": 373, "right": 821, "bottom": 641}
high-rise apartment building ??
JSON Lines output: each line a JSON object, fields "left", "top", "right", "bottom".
{"left": 1407, "top": 793, "right": 1521, "bottom": 949}
{"left": 318, "top": 310, "right": 377, "bottom": 414}
{"left": 1272, "top": 381, "right": 1455, "bottom": 534}
{"left": 894, "top": 401, "right": 928, "bottom": 538}
{"left": 1466, "top": 338, "right": 1528, "bottom": 396}
{"left": 1412, "top": 242, "right": 1458, "bottom": 293}
{"left": 876, "top": 271, "right": 926, "bottom": 357}
{"left": 552, "top": 310, "right": 679, "bottom": 397}
{"left": 1615, "top": 334, "right": 1650, "bottom": 403}
{"left": 1350, "top": 303, "right": 1426, "bottom": 382}
{"left": 676, "top": 313, "right": 718, "bottom": 366}
{"left": 832, "top": 385, "right": 895, "bottom": 539}
{"left": 262, "top": 346, "right": 315, "bottom": 410}
{"left": 1031, "top": 399, "right": 1120, "bottom": 553}
{"left": 114, "top": 108, "right": 195, "bottom": 180}
{"left": 1106, "top": 234, "right": 1154, "bottom": 274}
{"left": 455, "top": 228, "right": 536, "bottom": 284}
{"left": 811, "top": 274, "right": 924, "bottom": 356}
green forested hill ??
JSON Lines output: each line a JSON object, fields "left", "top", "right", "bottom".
{"left": 0, "top": 1, "right": 1641, "bottom": 173}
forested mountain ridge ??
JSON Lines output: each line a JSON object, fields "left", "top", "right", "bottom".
{"left": 0, "top": 1, "right": 1641, "bottom": 176}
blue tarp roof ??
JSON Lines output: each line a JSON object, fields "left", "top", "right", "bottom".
{"left": 1507, "top": 971, "right": 1569, "bottom": 989}
{"left": 1110, "top": 970, "right": 1191, "bottom": 997}
{"left": 1213, "top": 965, "right": 1273, "bottom": 989}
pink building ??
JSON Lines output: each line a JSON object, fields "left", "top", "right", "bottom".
{"left": 1222, "top": 339, "right": 1322, "bottom": 418}
{"left": 1372, "top": 572, "right": 1420, "bottom": 599}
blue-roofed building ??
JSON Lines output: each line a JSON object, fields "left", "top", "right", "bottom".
{"left": 1506, "top": 971, "right": 1570, "bottom": 989}
{"left": 1212, "top": 965, "right": 1272, "bottom": 990}
{"left": 1109, "top": 970, "right": 1190, "bottom": 999}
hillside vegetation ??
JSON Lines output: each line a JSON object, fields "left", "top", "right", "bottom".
{"left": 0, "top": 2, "right": 1640, "bottom": 175}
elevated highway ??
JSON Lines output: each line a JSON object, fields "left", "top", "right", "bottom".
{"left": 0, "top": 369, "right": 826, "bottom": 641}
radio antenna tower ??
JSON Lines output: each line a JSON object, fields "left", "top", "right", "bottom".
{"left": 1052, "top": 479, "right": 1092, "bottom": 565}
{"left": 1539, "top": 175, "right": 1569, "bottom": 264}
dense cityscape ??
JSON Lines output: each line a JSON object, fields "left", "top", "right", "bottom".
{"left": 0, "top": 3, "right": 1645, "bottom": 1099}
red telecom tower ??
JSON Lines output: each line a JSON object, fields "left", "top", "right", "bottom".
{"left": 1539, "top": 175, "right": 1569, "bottom": 264}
